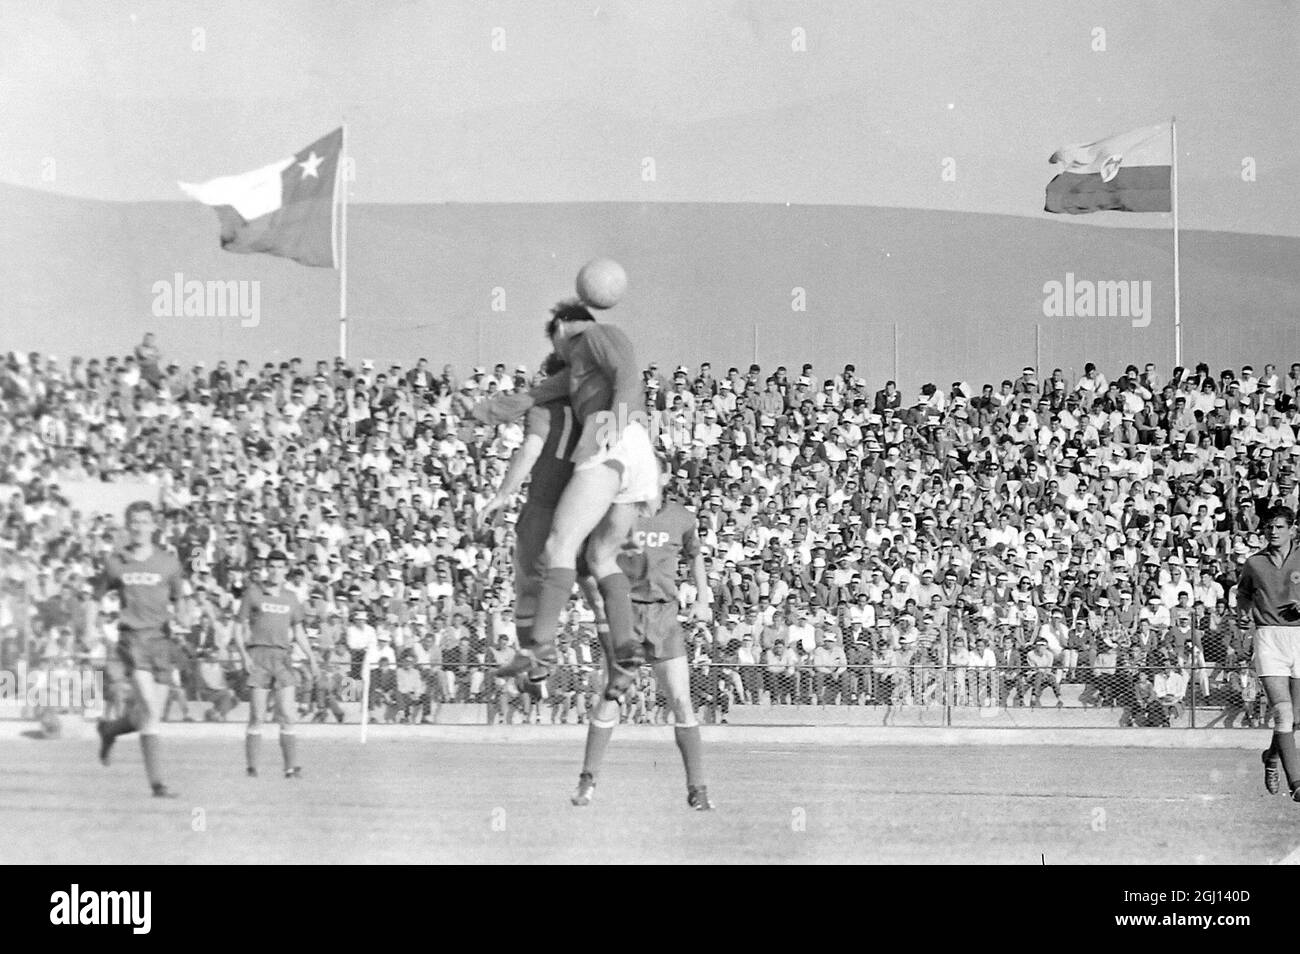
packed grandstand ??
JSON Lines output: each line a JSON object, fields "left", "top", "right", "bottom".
{"left": 4, "top": 338, "right": 1297, "bottom": 726}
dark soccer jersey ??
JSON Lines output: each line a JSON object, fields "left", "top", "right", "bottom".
{"left": 525, "top": 400, "right": 580, "bottom": 510}
{"left": 238, "top": 585, "right": 305, "bottom": 648}
{"left": 558, "top": 323, "right": 642, "bottom": 464}
{"left": 1236, "top": 545, "right": 1300, "bottom": 626}
{"left": 102, "top": 548, "right": 184, "bottom": 633}
{"left": 618, "top": 501, "right": 700, "bottom": 603}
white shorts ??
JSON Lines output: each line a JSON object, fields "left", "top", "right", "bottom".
{"left": 574, "top": 420, "right": 659, "bottom": 505}
{"left": 1253, "top": 626, "right": 1300, "bottom": 679}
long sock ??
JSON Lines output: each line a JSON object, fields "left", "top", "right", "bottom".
{"left": 515, "top": 621, "right": 534, "bottom": 650}
{"left": 674, "top": 724, "right": 705, "bottom": 788}
{"left": 528, "top": 567, "right": 577, "bottom": 656}
{"left": 280, "top": 731, "right": 298, "bottom": 771}
{"left": 139, "top": 734, "right": 163, "bottom": 788}
{"left": 582, "top": 718, "right": 616, "bottom": 779}
{"left": 1275, "top": 730, "right": 1300, "bottom": 790}
{"left": 246, "top": 731, "right": 261, "bottom": 771}
{"left": 597, "top": 573, "right": 635, "bottom": 662}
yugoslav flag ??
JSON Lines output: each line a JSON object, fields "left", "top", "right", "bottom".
{"left": 1044, "top": 123, "right": 1171, "bottom": 214}
{"left": 179, "top": 128, "right": 342, "bottom": 267}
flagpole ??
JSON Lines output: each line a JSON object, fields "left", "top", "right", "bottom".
{"left": 1171, "top": 116, "right": 1181, "bottom": 369}
{"left": 338, "top": 121, "right": 349, "bottom": 361}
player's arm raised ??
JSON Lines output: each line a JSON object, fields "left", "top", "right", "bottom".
{"left": 471, "top": 370, "right": 571, "bottom": 426}
{"left": 481, "top": 431, "right": 545, "bottom": 528}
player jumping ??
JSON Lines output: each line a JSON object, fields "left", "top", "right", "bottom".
{"left": 479, "top": 301, "right": 658, "bottom": 700}
{"left": 94, "top": 500, "right": 185, "bottom": 798}
{"left": 479, "top": 354, "right": 583, "bottom": 655}
{"left": 571, "top": 464, "right": 714, "bottom": 810}
{"left": 233, "top": 550, "right": 319, "bottom": 778}
{"left": 1235, "top": 506, "right": 1300, "bottom": 802}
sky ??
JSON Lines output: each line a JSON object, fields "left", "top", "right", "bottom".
{"left": 0, "top": 0, "right": 1297, "bottom": 234}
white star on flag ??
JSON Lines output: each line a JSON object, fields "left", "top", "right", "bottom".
{"left": 298, "top": 151, "right": 324, "bottom": 179}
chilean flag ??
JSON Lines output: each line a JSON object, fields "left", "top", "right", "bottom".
{"left": 1044, "top": 123, "right": 1172, "bottom": 215}
{"left": 179, "top": 128, "right": 342, "bottom": 267}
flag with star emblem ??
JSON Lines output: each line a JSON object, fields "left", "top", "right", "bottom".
{"left": 178, "top": 128, "right": 342, "bottom": 267}
{"left": 1044, "top": 123, "right": 1171, "bottom": 214}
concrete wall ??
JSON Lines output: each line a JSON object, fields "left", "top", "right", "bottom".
{"left": 6, "top": 185, "right": 1299, "bottom": 392}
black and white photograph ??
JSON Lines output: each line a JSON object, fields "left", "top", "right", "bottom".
{"left": 1, "top": 0, "right": 1298, "bottom": 896}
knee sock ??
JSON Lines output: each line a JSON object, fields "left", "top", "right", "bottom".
{"left": 597, "top": 573, "right": 635, "bottom": 663}
{"left": 280, "top": 730, "right": 298, "bottom": 771}
{"left": 1270, "top": 700, "right": 1300, "bottom": 789}
{"left": 674, "top": 724, "right": 705, "bottom": 788}
{"left": 1274, "top": 731, "right": 1300, "bottom": 790}
{"left": 528, "top": 567, "right": 577, "bottom": 656}
{"left": 516, "top": 584, "right": 538, "bottom": 649}
{"left": 581, "top": 718, "right": 616, "bottom": 779}
{"left": 515, "top": 620, "right": 534, "bottom": 649}
{"left": 246, "top": 730, "right": 261, "bottom": 770}
{"left": 139, "top": 734, "right": 163, "bottom": 788}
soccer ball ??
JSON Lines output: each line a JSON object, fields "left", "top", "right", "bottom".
{"left": 575, "top": 258, "right": 628, "bottom": 309}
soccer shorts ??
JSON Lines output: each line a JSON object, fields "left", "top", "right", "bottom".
{"left": 513, "top": 504, "right": 552, "bottom": 599}
{"left": 575, "top": 420, "right": 659, "bottom": 505}
{"left": 513, "top": 504, "right": 590, "bottom": 603}
{"left": 600, "top": 602, "right": 685, "bottom": 679}
{"left": 247, "top": 646, "right": 299, "bottom": 690}
{"left": 116, "top": 630, "right": 174, "bottom": 685}
{"left": 1252, "top": 625, "right": 1300, "bottom": 678}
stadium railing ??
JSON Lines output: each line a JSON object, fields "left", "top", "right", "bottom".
{"left": 2, "top": 654, "right": 1268, "bottom": 730}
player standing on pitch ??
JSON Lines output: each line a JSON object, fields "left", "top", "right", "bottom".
{"left": 1235, "top": 506, "right": 1300, "bottom": 802}
{"left": 95, "top": 500, "right": 185, "bottom": 798}
{"left": 233, "top": 550, "right": 318, "bottom": 778}
{"left": 571, "top": 464, "right": 713, "bottom": 810}
{"left": 488, "top": 301, "right": 657, "bottom": 700}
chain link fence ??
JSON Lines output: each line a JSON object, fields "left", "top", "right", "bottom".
{"left": 3, "top": 643, "right": 1270, "bottom": 730}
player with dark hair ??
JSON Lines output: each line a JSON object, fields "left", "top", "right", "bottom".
{"left": 477, "top": 301, "right": 656, "bottom": 699}
{"left": 233, "top": 550, "right": 318, "bottom": 778}
{"left": 1236, "top": 505, "right": 1300, "bottom": 801}
{"left": 95, "top": 500, "right": 185, "bottom": 797}
{"left": 571, "top": 464, "right": 714, "bottom": 810}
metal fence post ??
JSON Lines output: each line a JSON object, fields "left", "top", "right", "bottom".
{"left": 1189, "top": 662, "right": 1197, "bottom": 729}
{"left": 943, "top": 658, "right": 951, "bottom": 726}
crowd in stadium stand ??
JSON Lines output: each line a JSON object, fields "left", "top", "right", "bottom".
{"left": 3, "top": 332, "right": 1299, "bottom": 727}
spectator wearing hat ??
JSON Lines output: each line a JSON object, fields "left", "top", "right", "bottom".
{"left": 394, "top": 652, "right": 428, "bottom": 724}
{"left": 888, "top": 625, "right": 919, "bottom": 704}
{"left": 443, "top": 635, "right": 478, "bottom": 703}
{"left": 1027, "top": 636, "right": 1063, "bottom": 707}
{"left": 946, "top": 633, "right": 973, "bottom": 706}
{"left": 969, "top": 635, "right": 997, "bottom": 707}
{"left": 736, "top": 634, "right": 761, "bottom": 704}
{"left": 764, "top": 638, "right": 798, "bottom": 705}
{"left": 1152, "top": 653, "right": 1189, "bottom": 726}
{"left": 811, "top": 629, "right": 848, "bottom": 705}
